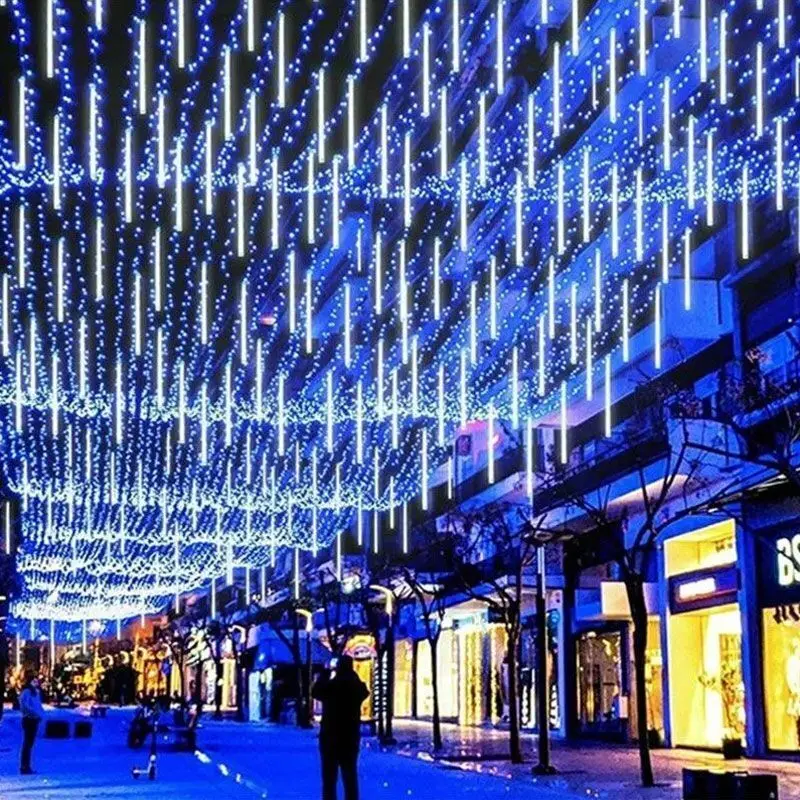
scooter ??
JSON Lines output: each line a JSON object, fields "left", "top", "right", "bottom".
{"left": 131, "top": 706, "right": 159, "bottom": 780}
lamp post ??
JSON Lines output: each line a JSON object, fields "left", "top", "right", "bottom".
{"left": 532, "top": 543, "right": 557, "bottom": 775}
{"left": 295, "top": 608, "right": 313, "bottom": 727}
{"left": 230, "top": 624, "right": 247, "bottom": 721}
{"left": 370, "top": 585, "right": 396, "bottom": 744}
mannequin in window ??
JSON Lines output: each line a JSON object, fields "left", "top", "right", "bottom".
{"left": 786, "top": 638, "right": 800, "bottom": 747}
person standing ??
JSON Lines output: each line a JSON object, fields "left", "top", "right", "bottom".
{"left": 312, "top": 655, "right": 369, "bottom": 800}
{"left": 19, "top": 674, "right": 44, "bottom": 775}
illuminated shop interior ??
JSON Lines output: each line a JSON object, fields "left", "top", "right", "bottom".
{"left": 665, "top": 521, "right": 745, "bottom": 749}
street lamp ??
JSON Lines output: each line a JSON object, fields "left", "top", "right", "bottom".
{"left": 295, "top": 608, "right": 313, "bottom": 727}
{"left": 369, "top": 585, "right": 397, "bottom": 744}
{"left": 230, "top": 624, "right": 247, "bottom": 722}
{"left": 531, "top": 541, "right": 557, "bottom": 775}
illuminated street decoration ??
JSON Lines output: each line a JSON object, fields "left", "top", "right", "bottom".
{"left": 0, "top": 0, "right": 797, "bottom": 630}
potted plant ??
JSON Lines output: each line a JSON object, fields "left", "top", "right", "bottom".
{"left": 699, "top": 657, "right": 746, "bottom": 759}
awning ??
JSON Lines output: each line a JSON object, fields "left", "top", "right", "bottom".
{"left": 574, "top": 581, "right": 658, "bottom": 622}
{"left": 254, "top": 635, "right": 333, "bottom": 668}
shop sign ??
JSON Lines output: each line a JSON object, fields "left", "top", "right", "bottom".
{"left": 345, "top": 634, "right": 376, "bottom": 661}
{"left": 776, "top": 534, "right": 800, "bottom": 587}
{"left": 758, "top": 530, "right": 800, "bottom": 607}
{"left": 669, "top": 566, "right": 738, "bottom": 614}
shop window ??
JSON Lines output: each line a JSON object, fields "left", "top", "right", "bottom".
{"left": 576, "top": 630, "right": 624, "bottom": 736}
{"left": 416, "top": 631, "right": 458, "bottom": 720}
{"left": 668, "top": 607, "right": 745, "bottom": 749}
{"left": 629, "top": 620, "right": 664, "bottom": 743}
{"left": 394, "top": 640, "right": 413, "bottom": 718}
{"left": 521, "top": 609, "right": 562, "bottom": 731}
{"left": 488, "top": 625, "right": 508, "bottom": 724}
{"left": 762, "top": 607, "right": 800, "bottom": 751}
{"left": 664, "top": 520, "right": 736, "bottom": 578}
{"left": 345, "top": 634, "right": 376, "bottom": 721}
{"left": 458, "top": 628, "right": 485, "bottom": 726}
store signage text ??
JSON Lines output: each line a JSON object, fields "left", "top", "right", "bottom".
{"left": 776, "top": 535, "right": 800, "bottom": 587}
{"left": 669, "top": 565, "right": 738, "bottom": 614}
{"left": 677, "top": 577, "right": 717, "bottom": 601}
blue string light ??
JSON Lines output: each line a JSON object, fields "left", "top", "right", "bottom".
{"left": 0, "top": 0, "right": 796, "bottom": 633}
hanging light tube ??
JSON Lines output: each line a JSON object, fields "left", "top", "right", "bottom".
{"left": 138, "top": 20, "right": 146, "bottom": 114}
{"left": 205, "top": 120, "right": 213, "bottom": 215}
{"left": 224, "top": 46, "right": 232, "bottom": 137}
{"left": 497, "top": 0, "right": 505, "bottom": 94}
{"left": 440, "top": 87, "right": 448, "bottom": 177}
{"left": 278, "top": 11, "right": 286, "bottom": 107}
{"left": 333, "top": 155, "right": 341, "bottom": 248}
{"left": 559, "top": 382, "right": 568, "bottom": 464}
{"left": 433, "top": 237, "right": 441, "bottom": 320}
{"left": 53, "top": 114, "right": 61, "bottom": 210}
{"left": 317, "top": 69, "right": 325, "bottom": 163}
{"left": 452, "top": 0, "right": 460, "bottom": 72}
{"left": 344, "top": 282, "right": 351, "bottom": 367}
{"left": 684, "top": 228, "right": 692, "bottom": 308}
{"left": 347, "top": 76, "right": 355, "bottom": 168}
{"left": 553, "top": 43, "right": 561, "bottom": 138}
{"left": 305, "top": 270, "right": 313, "bottom": 354}
{"left": 307, "top": 150, "right": 315, "bottom": 243}
{"left": 621, "top": 279, "right": 629, "bottom": 362}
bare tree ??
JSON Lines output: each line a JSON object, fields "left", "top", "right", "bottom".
{"left": 437, "top": 500, "right": 553, "bottom": 764}
{"left": 393, "top": 560, "right": 448, "bottom": 751}
{"left": 553, "top": 407, "right": 740, "bottom": 787}
{"left": 314, "top": 564, "right": 359, "bottom": 658}
{"left": 157, "top": 612, "right": 198, "bottom": 703}
{"left": 196, "top": 615, "right": 227, "bottom": 718}
{"left": 676, "top": 346, "right": 800, "bottom": 490}
{"left": 262, "top": 594, "right": 315, "bottom": 728}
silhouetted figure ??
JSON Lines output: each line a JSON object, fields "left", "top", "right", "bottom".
{"left": 312, "top": 655, "right": 369, "bottom": 800}
{"left": 19, "top": 674, "right": 44, "bottom": 775}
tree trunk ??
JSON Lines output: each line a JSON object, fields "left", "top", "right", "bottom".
{"left": 175, "top": 659, "right": 185, "bottom": 702}
{"left": 626, "top": 575, "right": 655, "bottom": 788}
{"left": 293, "top": 621, "right": 306, "bottom": 727}
{"left": 430, "top": 634, "right": 443, "bottom": 751}
{"left": 507, "top": 627, "right": 523, "bottom": 764}
{"left": 534, "top": 567, "right": 554, "bottom": 773}
{"left": 0, "top": 659, "right": 6, "bottom": 720}
{"left": 305, "top": 631, "right": 313, "bottom": 727}
{"left": 214, "top": 657, "right": 223, "bottom": 719}
{"left": 235, "top": 659, "right": 246, "bottom": 721}
{"left": 194, "top": 662, "right": 203, "bottom": 706}
{"left": 375, "top": 637, "right": 385, "bottom": 740}
{"left": 384, "top": 618, "right": 395, "bottom": 742}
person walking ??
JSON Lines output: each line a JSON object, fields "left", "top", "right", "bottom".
{"left": 19, "top": 674, "right": 44, "bottom": 775}
{"left": 312, "top": 655, "right": 369, "bottom": 800}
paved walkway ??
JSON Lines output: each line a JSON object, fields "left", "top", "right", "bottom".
{"left": 2, "top": 708, "right": 799, "bottom": 799}
{"left": 392, "top": 719, "right": 800, "bottom": 799}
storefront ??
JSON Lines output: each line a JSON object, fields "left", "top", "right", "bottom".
{"left": 663, "top": 520, "right": 745, "bottom": 751}
{"left": 572, "top": 578, "right": 662, "bottom": 743}
{"left": 344, "top": 634, "right": 376, "bottom": 721}
{"left": 415, "top": 628, "right": 458, "bottom": 720}
{"left": 394, "top": 639, "right": 413, "bottom": 718}
{"left": 758, "top": 526, "right": 800, "bottom": 753}
{"left": 455, "top": 616, "right": 487, "bottom": 726}
{"left": 520, "top": 606, "right": 563, "bottom": 733}
{"left": 575, "top": 626, "right": 627, "bottom": 738}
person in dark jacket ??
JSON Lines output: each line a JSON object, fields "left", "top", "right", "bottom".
{"left": 19, "top": 674, "right": 44, "bottom": 774}
{"left": 311, "top": 655, "right": 369, "bottom": 800}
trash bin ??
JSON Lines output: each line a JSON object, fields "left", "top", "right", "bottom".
{"left": 683, "top": 768, "right": 779, "bottom": 800}
{"left": 44, "top": 719, "right": 70, "bottom": 739}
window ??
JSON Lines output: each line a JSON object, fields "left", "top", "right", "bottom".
{"left": 762, "top": 608, "right": 800, "bottom": 751}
